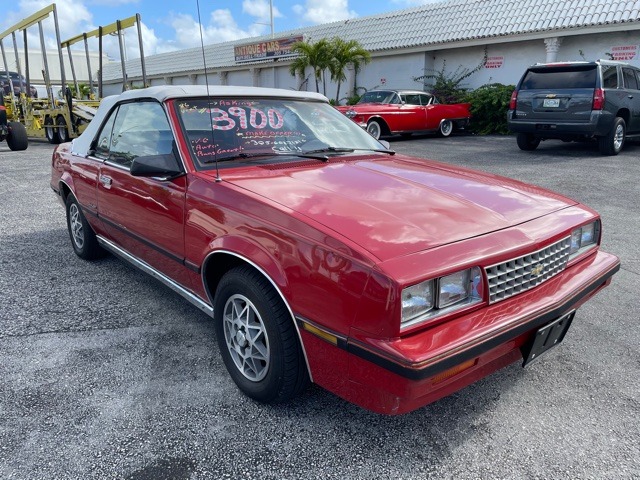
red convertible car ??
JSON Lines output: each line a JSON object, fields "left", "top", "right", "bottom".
{"left": 51, "top": 86, "right": 619, "bottom": 415}
{"left": 335, "top": 89, "right": 471, "bottom": 139}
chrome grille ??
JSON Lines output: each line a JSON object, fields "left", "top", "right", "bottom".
{"left": 485, "top": 237, "right": 571, "bottom": 304}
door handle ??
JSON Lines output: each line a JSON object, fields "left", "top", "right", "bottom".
{"left": 99, "top": 175, "right": 112, "bottom": 189}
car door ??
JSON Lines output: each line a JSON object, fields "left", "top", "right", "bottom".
{"left": 419, "top": 93, "right": 442, "bottom": 130}
{"left": 94, "top": 100, "right": 191, "bottom": 285}
{"left": 397, "top": 93, "right": 423, "bottom": 131}
{"left": 622, "top": 67, "right": 640, "bottom": 132}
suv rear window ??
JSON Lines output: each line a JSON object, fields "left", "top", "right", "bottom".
{"left": 520, "top": 66, "right": 597, "bottom": 90}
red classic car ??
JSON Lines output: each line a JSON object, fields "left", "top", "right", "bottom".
{"left": 335, "top": 89, "right": 471, "bottom": 139}
{"left": 51, "top": 86, "right": 619, "bottom": 415}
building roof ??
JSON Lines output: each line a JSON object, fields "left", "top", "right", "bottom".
{"left": 104, "top": 0, "right": 640, "bottom": 81}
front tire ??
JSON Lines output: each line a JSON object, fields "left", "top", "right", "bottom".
{"left": 437, "top": 119, "right": 453, "bottom": 137}
{"left": 214, "top": 266, "right": 309, "bottom": 404}
{"left": 65, "top": 194, "right": 105, "bottom": 260}
{"left": 366, "top": 120, "right": 382, "bottom": 140}
{"left": 516, "top": 133, "right": 541, "bottom": 151}
{"left": 598, "top": 117, "right": 625, "bottom": 155}
{"left": 6, "top": 122, "right": 28, "bottom": 151}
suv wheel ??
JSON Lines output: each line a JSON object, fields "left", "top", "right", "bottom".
{"left": 516, "top": 133, "right": 540, "bottom": 151}
{"left": 598, "top": 117, "right": 625, "bottom": 155}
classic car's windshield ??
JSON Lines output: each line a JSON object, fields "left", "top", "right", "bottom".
{"left": 358, "top": 90, "right": 400, "bottom": 104}
{"left": 177, "top": 97, "right": 384, "bottom": 169}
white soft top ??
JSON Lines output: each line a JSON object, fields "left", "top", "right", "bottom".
{"left": 71, "top": 85, "right": 329, "bottom": 157}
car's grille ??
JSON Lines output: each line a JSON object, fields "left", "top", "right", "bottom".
{"left": 485, "top": 237, "right": 571, "bottom": 304}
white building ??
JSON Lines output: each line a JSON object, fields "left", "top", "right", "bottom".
{"left": 2, "top": 48, "right": 108, "bottom": 86}
{"left": 102, "top": 0, "right": 640, "bottom": 100}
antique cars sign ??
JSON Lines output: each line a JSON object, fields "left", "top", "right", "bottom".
{"left": 234, "top": 36, "right": 304, "bottom": 62}
{"left": 50, "top": 85, "right": 619, "bottom": 415}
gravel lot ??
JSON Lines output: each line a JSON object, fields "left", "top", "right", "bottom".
{"left": 1, "top": 135, "right": 638, "bottom": 479}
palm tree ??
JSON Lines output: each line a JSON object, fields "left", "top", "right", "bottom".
{"left": 328, "top": 38, "right": 371, "bottom": 104}
{"left": 289, "top": 39, "right": 332, "bottom": 93}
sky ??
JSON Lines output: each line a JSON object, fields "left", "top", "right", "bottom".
{"left": 1, "top": 0, "right": 440, "bottom": 61}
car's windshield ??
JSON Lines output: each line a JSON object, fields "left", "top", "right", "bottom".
{"left": 176, "top": 97, "right": 385, "bottom": 169}
{"left": 357, "top": 90, "right": 399, "bottom": 104}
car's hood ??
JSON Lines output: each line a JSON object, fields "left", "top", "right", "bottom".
{"left": 222, "top": 155, "right": 576, "bottom": 261}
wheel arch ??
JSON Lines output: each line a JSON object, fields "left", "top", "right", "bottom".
{"left": 57, "top": 177, "right": 74, "bottom": 204}
{"left": 201, "top": 246, "right": 313, "bottom": 382}
{"left": 367, "top": 116, "right": 390, "bottom": 135}
{"left": 615, "top": 108, "right": 630, "bottom": 125}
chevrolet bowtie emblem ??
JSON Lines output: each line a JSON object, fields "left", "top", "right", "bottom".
{"left": 546, "top": 94, "right": 557, "bottom": 98}
{"left": 530, "top": 264, "right": 544, "bottom": 276}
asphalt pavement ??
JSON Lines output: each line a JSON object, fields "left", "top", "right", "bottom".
{"left": 1, "top": 135, "right": 638, "bottom": 479}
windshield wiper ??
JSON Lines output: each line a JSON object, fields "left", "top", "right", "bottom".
{"left": 201, "top": 151, "right": 331, "bottom": 163}
{"left": 201, "top": 146, "right": 395, "bottom": 165}
{"left": 302, "top": 146, "right": 395, "bottom": 156}
{"left": 302, "top": 147, "right": 354, "bottom": 154}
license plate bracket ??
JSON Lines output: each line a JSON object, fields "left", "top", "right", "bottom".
{"left": 543, "top": 98, "right": 560, "bottom": 108}
{"left": 522, "top": 311, "right": 575, "bottom": 367}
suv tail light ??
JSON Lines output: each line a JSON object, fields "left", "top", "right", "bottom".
{"left": 509, "top": 90, "right": 518, "bottom": 110}
{"left": 593, "top": 88, "right": 605, "bottom": 110}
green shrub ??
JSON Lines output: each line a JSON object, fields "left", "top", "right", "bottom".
{"left": 346, "top": 94, "right": 361, "bottom": 105}
{"left": 464, "top": 83, "right": 515, "bottom": 135}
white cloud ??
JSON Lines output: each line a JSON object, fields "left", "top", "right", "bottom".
{"left": 242, "top": 0, "right": 283, "bottom": 22}
{"left": 1, "top": 0, "right": 93, "bottom": 48}
{"left": 168, "top": 9, "right": 266, "bottom": 50}
{"left": 292, "top": 0, "right": 357, "bottom": 24}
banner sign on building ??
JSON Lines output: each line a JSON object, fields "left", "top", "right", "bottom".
{"left": 484, "top": 56, "right": 504, "bottom": 69}
{"left": 234, "top": 36, "right": 304, "bottom": 63}
{"left": 610, "top": 45, "right": 638, "bottom": 61}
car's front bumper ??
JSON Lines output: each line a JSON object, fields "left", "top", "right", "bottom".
{"left": 297, "top": 250, "right": 620, "bottom": 414}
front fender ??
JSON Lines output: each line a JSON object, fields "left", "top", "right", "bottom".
{"left": 203, "top": 235, "right": 290, "bottom": 300}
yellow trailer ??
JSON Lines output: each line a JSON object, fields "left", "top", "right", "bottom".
{"left": 1, "top": 5, "right": 146, "bottom": 145}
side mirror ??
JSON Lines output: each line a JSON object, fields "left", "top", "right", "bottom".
{"left": 130, "top": 152, "right": 183, "bottom": 179}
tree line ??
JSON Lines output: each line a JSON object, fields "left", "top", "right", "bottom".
{"left": 288, "top": 38, "right": 370, "bottom": 104}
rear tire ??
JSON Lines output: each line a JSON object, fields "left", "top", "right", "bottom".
{"left": 214, "top": 266, "right": 309, "bottom": 404}
{"left": 516, "top": 133, "right": 540, "bottom": 151}
{"left": 45, "top": 117, "right": 60, "bottom": 144}
{"left": 6, "top": 122, "right": 28, "bottom": 151}
{"left": 437, "top": 119, "right": 453, "bottom": 137}
{"left": 57, "top": 115, "right": 70, "bottom": 143}
{"left": 598, "top": 117, "right": 625, "bottom": 155}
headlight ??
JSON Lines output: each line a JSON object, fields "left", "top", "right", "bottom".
{"left": 401, "top": 280, "right": 434, "bottom": 324}
{"left": 570, "top": 220, "right": 599, "bottom": 258}
{"left": 401, "top": 267, "right": 484, "bottom": 330}
{"left": 345, "top": 109, "right": 357, "bottom": 118}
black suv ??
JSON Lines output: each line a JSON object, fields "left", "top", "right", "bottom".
{"left": 0, "top": 71, "right": 38, "bottom": 97}
{"left": 507, "top": 60, "right": 640, "bottom": 155}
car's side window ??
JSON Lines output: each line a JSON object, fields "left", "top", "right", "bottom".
{"left": 388, "top": 93, "right": 401, "bottom": 104}
{"left": 94, "top": 107, "right": 119, "bottom": 160}
{"left": 419, "top": 94, "right": 433, "bottom": 105}
{"left": 601, "top": 66, "right": 619, "bottom": 89}
{"left": 622, "top": 68, "right": 639, "bottom": 90}
{"left": 108, "top": 101, "right": 173, "bottom": 168}
{"left": 402, "top": 94, "right": 420, "bottom": 105}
